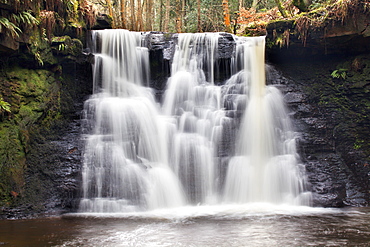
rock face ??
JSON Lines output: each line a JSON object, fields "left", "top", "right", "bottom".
{"left": 273, "top": 57, "right": 370, "bottom": 207}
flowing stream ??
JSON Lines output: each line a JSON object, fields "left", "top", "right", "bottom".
{"left": 1, "top": 207, "right": 370, "bottom": 246}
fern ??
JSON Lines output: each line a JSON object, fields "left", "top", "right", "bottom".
{"left": 0, "top": 17, "right": 22, "bottom": 38}
{"left": 0, "top": 97, "right": 11, "bottom": 115}
{"left": 331, "top": 69, "right": 348, "bottom": 79}
{"left": 20, "top": 11, "right": 40, "bottom": 26}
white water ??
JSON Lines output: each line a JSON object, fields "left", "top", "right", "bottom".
{"left": 80, "top": 29, "right": 185, "bottom": 212}
{"left": 223, "top": 37, "right": 311, "bottom": 205}
{"left": 79, "top": 30, "right": 311, "bottom": 213}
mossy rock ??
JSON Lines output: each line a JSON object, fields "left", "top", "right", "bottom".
{"left": 0, "top": 122, "right": 26, "bottom": 205}
{"left": 2, "top": 67, "right": 59, "bottom": 118}
{"left": 0, "top": 67, "right": 64, "bottom": 206}
{"left": 51, "top": 36, "right": 83, "bottom": 57}
{"left": 266, "top": 20, "right": 295, "bottom": 32}
{"left": 25, "top": 30, "right": 58, "bottom": 67}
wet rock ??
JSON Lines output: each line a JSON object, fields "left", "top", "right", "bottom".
{"left": 218, "top": 33, "right": 236, "bottom": 59}
{"left": 273, "top": 58, "right": 370, "bottom": 207}
{"left": 284, "top": 92, "right": 306, "bottom": 104}
{"left": 93, "top": 14, "right": 112, "bottom": 30}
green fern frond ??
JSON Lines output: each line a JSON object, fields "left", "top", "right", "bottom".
{"left": 21, "top": 11, "right": 40, "bottom": 26}
{"left": 0, "top": 17, "right": 22, "bottom": 38}
{"left": 0, "top": 97, "right": 11, "bottom": 114}
{"left": 331, "top": 69, "right": 347, "bottom": 79}
{"left": 11, "top": 11, "right": 40, "bottom": 27}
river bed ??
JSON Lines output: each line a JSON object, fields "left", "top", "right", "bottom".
{"left": 1, "top": 204, "right": 369, "bottom": 246}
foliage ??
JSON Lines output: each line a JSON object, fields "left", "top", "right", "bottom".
{"left": 0, "top": 97, "right": 11, "bottom": 119}
{"left": 11, "top": 11, "right": 40, "bottom": 28}
{"left": 237, "top": 7, "right": 271, "bottom": 35}
{"left": 0, "top": 17, "right": 22, "bottom": 38}
{"left": 39, "top": 10, "right": 57, "bottom": 41}
{"left": 80, "top": 0, "right": 96, "bottom": 28}
{"left": 331, "top": 69, "right": 348, "bottom": 79}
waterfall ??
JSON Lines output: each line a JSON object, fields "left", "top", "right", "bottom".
{"left": 79, "top": 30, "right": 185, "bottom": 212}
{"left": 223, "top": 37, "right": 312, "bottom": 205}
{"left": 79, "top": 30, "right": 311, "bottom": 213}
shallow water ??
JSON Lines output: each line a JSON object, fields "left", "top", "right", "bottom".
{"left": 1, "top": 204, "right": 369, "bottom": 246}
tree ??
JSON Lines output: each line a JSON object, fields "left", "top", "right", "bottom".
{"left": 274, "top": 0, "right": 288, "bottom": 18}
{"left": 137, "top": 0, "right": 143, "bottom": 30}
{"left": 197, "top": 0, "right": 202, "bottom": 32}
{"left": 164, "top": 0, "right": 170, "bottom": 32}
{"left": 145, "top": 0, "right": 154, "bottom": 30}
{"left": 120, "top": 0, "right": 127, "bottom": 29}
{"left": 222, "top": 0, "right": 231, "bottom": 32}
{"left": 106, "top": 0, "right": 115, "bottom": 27}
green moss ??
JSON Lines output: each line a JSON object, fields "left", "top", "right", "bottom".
{"left": 0, "top": 66, "right": 64, "bottom": 206}
{"left": 27, "top": 29, "right": 58, "bottom": 66}
{"left": 0, "top": 122, "right": 26, "bottom": 205}
{"left": 51, "top": 36, "right": 83, "bottom": 57}
{"left": 267, "top": 19, "right": 295, "bottom": 31}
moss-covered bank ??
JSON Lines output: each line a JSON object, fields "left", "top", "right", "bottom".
{"left": 0, "top": 32, "right": 92, "bottom": 218}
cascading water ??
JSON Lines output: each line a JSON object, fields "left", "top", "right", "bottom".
{"left": 79, "top": 29, "right": 185, "bottom": 212}
{"left": 222, "top": 37, "right": 312, "bottom": 205}
{"left": 79, "top": 30, "right": 311, "bottom": 213}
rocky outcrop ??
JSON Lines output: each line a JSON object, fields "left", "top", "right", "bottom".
{"left": 266, "top": 3, "right": 370, "bottom": 59}
{"left": 0, "top": 59, "right": 91, "bottom": 219}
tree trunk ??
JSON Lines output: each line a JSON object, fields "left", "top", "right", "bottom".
{"left": 175, "top": 0, "right": 182, "bottom": 33}
{"left": 121, "top": 0, "right": 127, "bottom": 29}
{"left": 164, "top": 0, "right": 170, "bottom": 32}
{"left": 222, "top": 0, "right": 231, "bottom": 32}
{"left": 252, "top": 0, "right": 259, "bottom": 9}
{"left": 145, "top": 0, "right": 153, "bottom": 31}
{"left": 197, "top": 0, "right": 202, "bottom": 32}
{"left": 106, "top": 0, "right": 115, "bottom": 28}
{"left": 239, "top": 0, "right": 244, "bottom": 9}
{"left": 131, "top": 0, "right": 137, "bottom": 30}
{"left": 181, "top": 0, "right": 185, "bottom": 32}
{"left": 159, "top": 0, "right": 163, "bottom": 31}
{"left": 137, "top": 0, "right": 143, "bottom": 30}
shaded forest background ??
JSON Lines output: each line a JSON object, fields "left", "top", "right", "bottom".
{"left": 1, "top": 0, "right": 366, "bottom": 41}
{"left": 90, "top": 0, "right": 365, "bottom": 35}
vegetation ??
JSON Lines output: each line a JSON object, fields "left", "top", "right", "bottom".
{"left": 0, "top": 0, "right": 95, "bottom": 44}
{"left": 331, "top": 69, "right": 348, "bottom": 79}
{"left": 89, "top": 0, "right": 282, "bottom": 33}
{"left": 0, "top": 97, "right": 11, "bottom": 115}
{"left": 85, "top": 0, "right": 370, "bottom": 37}
{"left": 0, "top": 16, "right": 21, "bottom": 38}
